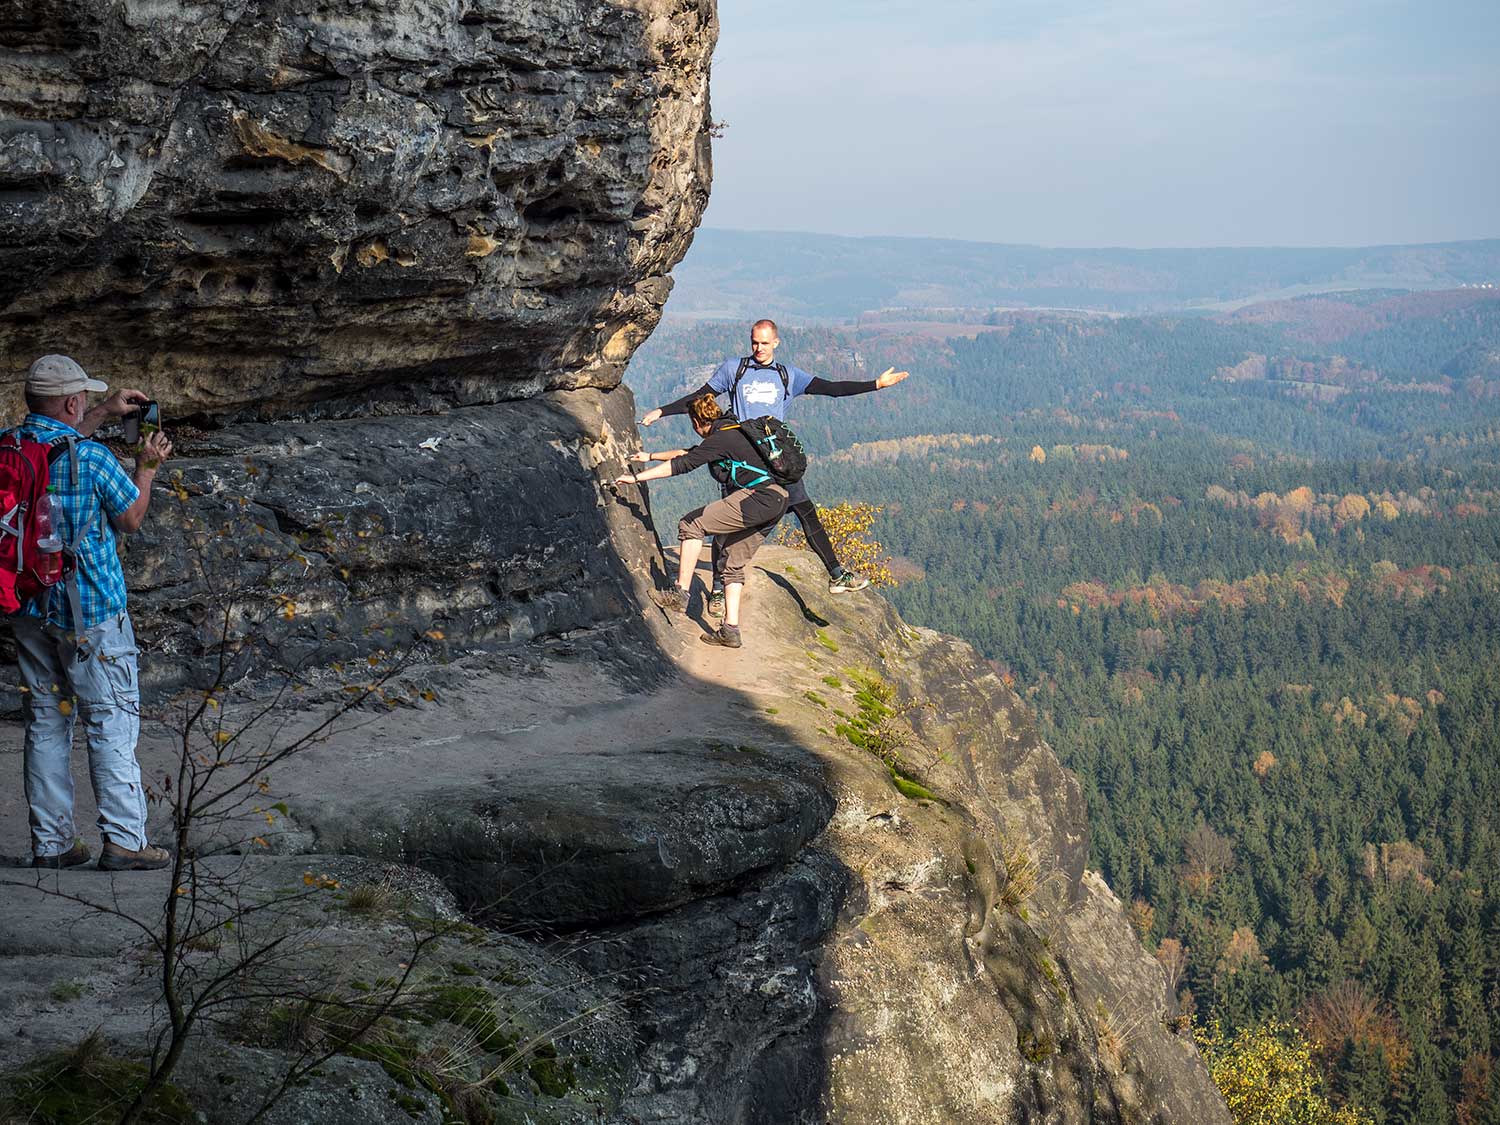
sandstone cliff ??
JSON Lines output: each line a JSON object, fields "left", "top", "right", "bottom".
{"left": 1, "top": 2, "right": 1230, "bottom": 1121}
{"left": 1, "top": 0, "right": 713, "bottom": 419}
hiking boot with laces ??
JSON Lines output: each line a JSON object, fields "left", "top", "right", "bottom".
{"left": 33, "top": 839, "right": 91, "bottom": 869}
{"left": 651, "top": 586, "right": 690, "bottom": 615}
{"left": 98, "top": 841, "right": 173, "bottom": 872}
{"left": 700, "top": 624, "right": 743, "bottom": 649}
{"left": 829, "top": 569, "right": 870, "bottom": 594}
{"left": 707, "top": 588, "right": 726, "bottom": 618}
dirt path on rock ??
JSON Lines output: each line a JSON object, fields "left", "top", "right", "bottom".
{"left": 0, "top": 554, "right": 827, "bottom": 864}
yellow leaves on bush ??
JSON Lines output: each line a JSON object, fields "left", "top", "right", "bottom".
{"left": 779, "top": 502, "right": 896, "bottom": 588}
{"left": 302, "top": 872, "right": 340, "bottom": 890}
{"left": 1196, "top": 1019, "right": 1374, "bottom": 1125}
{"left": 1029, "top": 445, "right": 1047, "bottom": 464}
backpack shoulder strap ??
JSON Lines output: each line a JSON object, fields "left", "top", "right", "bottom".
{"left": 775, "top": 363, "right": 790, "bottom": 395}
{"left": 45, "top": 434, "right": 80, "bottom": 487}
{"left": 729, "top": 356, "right": 753, "bottom": 404}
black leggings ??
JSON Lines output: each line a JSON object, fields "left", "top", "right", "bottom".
{"left": 711, "top": 479, "right": 840, "bottom": 582}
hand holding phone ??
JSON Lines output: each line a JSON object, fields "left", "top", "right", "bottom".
{"left": 122, "top": 401, "right": 160, "bottom": 445}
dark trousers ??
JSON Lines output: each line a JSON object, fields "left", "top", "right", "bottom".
{"left": 711, "top": 478, "right": 840, "bottom": 585}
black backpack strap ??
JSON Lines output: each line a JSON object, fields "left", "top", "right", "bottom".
{"left": 729, "top": 357, "right": 752, "bottom": 405}
{"left": 775, "top": 363, "right": 789, "bottom": 396}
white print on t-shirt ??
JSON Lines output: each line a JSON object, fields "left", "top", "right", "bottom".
{"left": 742, "top": 378, "right": 782, "bottom": 405}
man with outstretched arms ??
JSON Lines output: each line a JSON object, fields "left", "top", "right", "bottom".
{"left": 640, "top": 319, "right": 908, "bottom": 611}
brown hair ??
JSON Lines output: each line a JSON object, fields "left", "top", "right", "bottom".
{"left": 687, "top": 393, "right": 722, "bottom": 429}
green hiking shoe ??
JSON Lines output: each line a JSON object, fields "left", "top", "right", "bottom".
{"left": 829, "top": 569, "right": 870, "bottom": 594}
{"left": 707, "top": 588, "right": 726, "bottom": 618}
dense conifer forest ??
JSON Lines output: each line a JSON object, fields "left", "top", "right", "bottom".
{"left": 628, "top": 290, "right": 1500, "bottom": 1123}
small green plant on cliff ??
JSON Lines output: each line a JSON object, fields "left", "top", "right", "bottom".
{"left": 1017, "top": 1026, "right": 1057, "bottom": 1064}
{"left": 48, "top": 980, "right": 86, "bottom": 1004}
{"left": 834, "top": 669, "right": 944, "bottom": 803}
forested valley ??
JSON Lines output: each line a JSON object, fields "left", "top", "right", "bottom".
{"left": 627, "top": 289, "right": 1500, "bottom": 1124}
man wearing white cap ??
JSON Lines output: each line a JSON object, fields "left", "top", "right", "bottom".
{"left": 8, "top": 354, "right": 173, "bottom": 870}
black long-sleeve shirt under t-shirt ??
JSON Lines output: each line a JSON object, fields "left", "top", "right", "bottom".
{"left": 656, "top": 371, "right": 879, "bottom": 419}
{"left": 667, "top": 418, "right": 778, "bottom": 489}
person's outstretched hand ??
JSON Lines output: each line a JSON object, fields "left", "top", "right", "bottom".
{"left": 631, "top": 451, "right": 653, "bottom": 464}
{"left": 613, "top": 472, "right": 639, "bottom": 487}
{"left": 140, "top": 430, "right": 173, "bottom": 471}
{"left": 876, "top": 367, "right": 909, "bottom": 389}
{"left": 639, "top": 408, "right": 663, "bottom": 426}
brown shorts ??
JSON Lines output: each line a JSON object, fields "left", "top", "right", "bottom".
{"left": 678, "top": 485, "right": 788, "bottom": 586}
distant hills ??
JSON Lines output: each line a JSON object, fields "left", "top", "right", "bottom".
{"left": 667, "top": 229, "right": 1500, "bottom": 320}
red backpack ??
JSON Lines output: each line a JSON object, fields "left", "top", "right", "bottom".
{"left": 0, "top": 431, "right": 71, "bottom": 614}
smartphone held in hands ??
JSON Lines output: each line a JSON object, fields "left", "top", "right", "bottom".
{"left": 122, "top": 401, "right": 160, "bottom": 445}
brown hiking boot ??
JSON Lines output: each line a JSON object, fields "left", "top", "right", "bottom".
{"left": 33, "top": 839, "right": 91, "bottom": 869}
{"left": 700, "top": 624, "right": 743, "bottom": 649}
{"left": 651, "top": 586, "right": 690, "bottom": 614}
{"left": 98, "top": 841, "right": 173, "bottom": 872}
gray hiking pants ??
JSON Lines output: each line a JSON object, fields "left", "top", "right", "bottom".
{"left": 679, "top": 485, "right": 788, "bottom": 586}
{"left": 12, "top": 612, "right": 147, "bottom": 858}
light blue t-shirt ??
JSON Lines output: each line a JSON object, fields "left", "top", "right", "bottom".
{"left": 706, "top": 358, "right": 814, "bottom": 422}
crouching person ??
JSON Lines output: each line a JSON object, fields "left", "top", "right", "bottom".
{"left": 616, "top": 394, "right": 787, "bottom": 649}
{"left": 8, "top": 355, "right": 173, "bottom": 870}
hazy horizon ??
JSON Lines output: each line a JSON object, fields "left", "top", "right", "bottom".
{"left": 707, "top": 0, "right": 1500, "bottom": 249}
{"left": 694, "top": 225, "right": 1500, "bottom": 253}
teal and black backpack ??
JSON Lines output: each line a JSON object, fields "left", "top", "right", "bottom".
{"left": 728, "top": 416, "right": 807, "bottom": 487}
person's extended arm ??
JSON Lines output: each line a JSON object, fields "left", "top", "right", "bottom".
{"left": 801, "top": 367, "right": 909, "bottom": 398}
{"left": 640, "top": 384, "right": 713, "bottom": 426}
{"left": 79, "top": 388, "right": 150, "bottom": 437}
{"left": 615, "top": 429, "right": 735, "bottom": 486}
{"left": 640, "top": 359, "right": 738, "bottom": 426}
{"left": 631, "top": 449, "right": 688, "bottom": 464}
{"left": 111, "top": 431, "right": 172, "bottom": 533}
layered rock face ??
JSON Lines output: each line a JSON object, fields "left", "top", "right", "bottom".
{"left": 1, "top": 3, "right": 1231, "bottom": 1122}
{"left": 0, "top": 0, "right": 714, "bottom": 418}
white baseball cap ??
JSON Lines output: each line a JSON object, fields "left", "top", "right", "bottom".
{"left": 25, "top": 355, "right": 109, "bottom": 396}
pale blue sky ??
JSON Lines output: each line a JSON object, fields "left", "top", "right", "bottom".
{"left": 704, "top": 0, "right": 1500, "bottom": 247}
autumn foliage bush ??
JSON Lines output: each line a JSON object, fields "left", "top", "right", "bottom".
{"left": 1196, "top": 1019, "right": 1374, "bottom": 1125}
{"left": 779, "top": 501, "right": 895, "bottom": 587}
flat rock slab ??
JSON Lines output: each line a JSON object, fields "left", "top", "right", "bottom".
{"left": 310, "top": 740, "right": 833, "bottom": 926}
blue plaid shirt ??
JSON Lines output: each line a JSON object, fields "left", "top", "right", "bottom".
{"left": 13, "top": 414, "right": 139, "bottom": 630}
